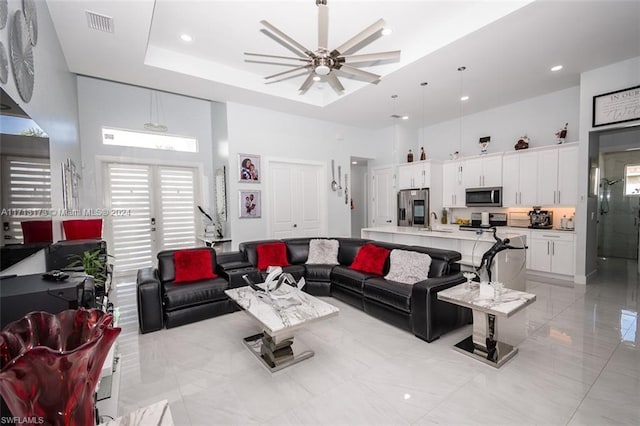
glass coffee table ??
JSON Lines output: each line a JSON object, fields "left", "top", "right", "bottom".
{"left": 225, "top": 285, "right": 339, "bottom": 372}
{"left": 437, "top": 283, "right": 536, "bottom": 368}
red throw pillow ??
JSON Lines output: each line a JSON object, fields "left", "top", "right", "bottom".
{"left": 256, "top": 242, "right": 290, "bottom": 270}
{"left": 173, "top": 250, "right": 217, "bottom": 284}
{"left": 350, "top": 244, "right": 390, "bottom": 275}
{"left": 63, "top": 219, "right": 103, "bottom": 240}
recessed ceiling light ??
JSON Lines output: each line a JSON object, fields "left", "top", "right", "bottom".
{"left": 381, "top": 28, "right": 393, "bottom": 36}
{"left": 551, "top": 65, "right": 563, "bottom": 72}
{"left": 626, "top": 147, "right": 640, "bottom": 151}
{"left": 313, "top": 75, "right": 321, "bottom": 82}
{"left": 352, "top": 161, "right": 358, "bottom": 165}
{"left": 401, "top": 116, "right": 409, "bottom": 120}
{"left": 180, "top": 33, "right": 193, "bottom": 42}
{"left": 460, "top": 96, "right": 469, "bottom": 101}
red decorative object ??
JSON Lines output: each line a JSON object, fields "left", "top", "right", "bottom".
{"left": 256, "top": 242, "right": 290, "bottom": 271}
{"left": 62, "top": 219, "right": 103, "bottom": 240}
{"left": 173, "top": 249, "right": 217, "bottom": 284}
{"left": 0, "top": 309, "right": 121, "bottom": 426}
{"left": 20, "top": 220, "right": 53, "bottom": 243}
{"left": 350, "top": 244, "right": 390, "bottom": 275}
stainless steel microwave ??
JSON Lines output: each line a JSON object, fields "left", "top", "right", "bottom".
{"left": 465, "top": 187, "right": 502, "bottom": 207}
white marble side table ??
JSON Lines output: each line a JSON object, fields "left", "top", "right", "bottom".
{"left": 437, "top": 283, "right": 536, "bottom": 367}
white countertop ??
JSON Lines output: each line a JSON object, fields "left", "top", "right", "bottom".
{"left": 361, "top": 226, "right": 526, "bottom": 242}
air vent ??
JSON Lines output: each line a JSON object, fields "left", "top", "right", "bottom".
{"left": 86, "top": 11, "right": 114, "bottom": 33}
{"left": 390, "top": 114, "right": 402, "bottom": 119}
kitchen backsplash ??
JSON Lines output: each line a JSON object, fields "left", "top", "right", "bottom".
{"left": 448, "top": 206, "right": 576, "bottom": 229}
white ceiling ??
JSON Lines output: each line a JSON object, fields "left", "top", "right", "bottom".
{"left": 47, "top": 0, "right": 640, "bottom": 129}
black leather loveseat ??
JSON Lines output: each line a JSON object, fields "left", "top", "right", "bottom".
{"left": 136, "top": 238, "right": 470, "bottom": 342}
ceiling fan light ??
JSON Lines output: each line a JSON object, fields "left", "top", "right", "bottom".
{"left": 315, "top": 64, "right": 331, "bottom": 75}
{"left": 313, "top": 75, "right": 321, "bottom": 81}
{"left": 381, "top": 28, "right": 392, "bottom": 36}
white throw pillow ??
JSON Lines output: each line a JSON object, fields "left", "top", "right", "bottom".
{"left": 306, "top": 239, "right": 339, "bottom": 265}
{"left": 384, "top": 249, "right": 432, "bottom": 284}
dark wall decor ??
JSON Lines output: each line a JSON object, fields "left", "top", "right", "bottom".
{"left": 593, "top": 85, "right": 640, "bottom": 127}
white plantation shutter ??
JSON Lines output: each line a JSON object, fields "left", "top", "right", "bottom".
{"left": 105, "top": 162, "right": 199, "bottom": 279}
{"left": 157, "top": 166, "right": 197, "bottom": 250}
{"left": 2, "top": 156, "right": 51, "bottom": 242}
{"left": 106, "top": 163, "right": 154, "bottom": 275}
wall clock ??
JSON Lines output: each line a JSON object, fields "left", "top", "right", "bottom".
{"left": 0, "top": 0, "right": 7, "bottom": 30}
{"left": 10, "top": 10, "right": 34, "bottom": 102}
{"left": 0, "top": 41, "right": 8, "bottom": 84}
{"left": 23, "top": 0, "right": 37, "bottom": 45}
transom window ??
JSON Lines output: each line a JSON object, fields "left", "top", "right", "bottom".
{"left": 102, "top": 127, "right": 198, "bottom": 153}
{"left": 624, "top": 163, "right": 640, "bottom": 196}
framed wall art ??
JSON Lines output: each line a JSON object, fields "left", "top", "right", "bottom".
{"left": 239, "top": 190, "right": 261, "bottom": 218}
{"left": 593, "top": 85, "right": 640, "bottom": 127}
{"left": 238, "top": 153, "right": 260, "bottom": 183}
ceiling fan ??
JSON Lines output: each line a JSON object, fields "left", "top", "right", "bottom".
{"left": 244, "top": 0, "right": 400, "bottom": 95}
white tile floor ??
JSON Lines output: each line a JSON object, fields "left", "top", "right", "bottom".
{"left": 114, "top": 258, "right": 639, "bottom": 425}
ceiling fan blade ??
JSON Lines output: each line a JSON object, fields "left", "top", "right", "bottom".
{"left": 326, "top": 73, "right": 345, "bottom": 94}
{"left": 246, "top": 60, "right": 309, "bottom": 68}
{"left": 267, "top": 70, "right": 312, "bottom": 85}
{"left": 260, "top": 29, "right": 308, "bottom": 58}
{"left": 331, "top": 18, "right": 385, "bottom": 56}
{"left": 265, "top": 65, "right": 311, "bottom": 80}
{"left": 299, "top": 73, "right": 316, "bottom": 93}
{"left": 260, "top": 20, "right": 315, "bottom": 57}
{"left": 245, "top": 52, "right": 311, "bottom": 63}
{"left": 336, "top": 64, "right": 381, "bottom": 83}
{"left": 318, "top": 3, "right": 329, "bottom": 49}
{"left": 341, "top": 50, "right": 400, "bottom": 64}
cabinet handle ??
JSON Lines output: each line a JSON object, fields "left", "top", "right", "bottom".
{"left": 558, "top": 191, "right": 561, "bottom": 204}
{"left": 547, "top": 241, "right": 550, "bottom": 255}
{"left": 552, "top": 241, "right": 555, "bottom": 255}
{"left": 553, "top": 191, "right": 557, "bottom": 204}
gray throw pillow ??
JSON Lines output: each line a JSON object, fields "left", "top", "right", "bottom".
{"left": 306, "top": 239, "right": 339, "bottom": 265}
{"left": 384, "top": 249, "right": 432, "bottom": 284}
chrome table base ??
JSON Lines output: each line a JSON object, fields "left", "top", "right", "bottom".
{"left": 453, "top": 310, "right": 518, "bottom": 368}
{"left": 242, "top": 331, "right": 314, "bottom": 373}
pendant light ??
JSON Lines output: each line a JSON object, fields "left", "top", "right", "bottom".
{"left": 420, "top": 81, "right": 428, "bottom": 160}
{"left": 457, "top": 66, "right": 466, "bottom": 156}
{"left": 144, "top": 90, "right": 168, "bottom": 132}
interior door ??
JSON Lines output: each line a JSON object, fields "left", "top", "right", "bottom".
{"left": 269, "top": 161, "right": 324, "bottom": 238}
{"left": 371, "top": 166, "right": 395, "bottom": 226}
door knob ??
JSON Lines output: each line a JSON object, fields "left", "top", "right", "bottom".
{"left": 293, "top": 224, "right": 297, "bottom": 228}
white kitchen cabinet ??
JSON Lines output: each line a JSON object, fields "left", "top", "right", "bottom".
{"left": 502, "top": 151, "right": 538, "bottom": 206}
{"left": 462, "top": 154, "right": 503, "bottom": 188}
{"left": 529, "top": 231, "right": 575, "bottom": 275}
{"left": 537, "top": 144, "right": 578, "bottom": 206}
{"left": 442, "top": 161, "right": 465, "bottom": 207}
{"left": 397, "top": 161, "right": 432, "bottom": 189}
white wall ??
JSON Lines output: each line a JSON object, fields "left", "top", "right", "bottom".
{"left": 225, "top": 103, "right": 387, "bottom": 248}
{"left": 577, "top": 56, "right": 640, "bottom": 284}
{"left": 1, "top": 0, "right": 80, "bottom": 239}
{"left": 76, "top": 77, "right": 215, "bottom": 219}
{"left": 395, "top": 86, "right": 580, "bottom": 161}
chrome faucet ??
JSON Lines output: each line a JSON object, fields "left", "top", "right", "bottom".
{"left": 431, "top": 212, "right": 438, "bottom": 221}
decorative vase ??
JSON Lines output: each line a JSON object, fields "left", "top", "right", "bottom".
{"left": 0, "top": 309, "right": 121, "bottom": 426}
{"left": 419, "top": 147, "right": 426, "bottom": 161}
{"left": 407, "top": 150, "right": 414, "bottom": 163}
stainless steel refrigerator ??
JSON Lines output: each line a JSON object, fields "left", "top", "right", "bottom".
{"left": 397, "top": 189, "right": 429, "bottom": 227}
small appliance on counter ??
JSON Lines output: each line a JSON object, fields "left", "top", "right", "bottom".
{"left": 459, "top": 212, "right": 507, "bottom": 230}
{"left": 528, "top": 207, "right": 553, "bottom": 229}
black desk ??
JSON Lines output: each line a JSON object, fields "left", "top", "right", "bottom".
{"left": 0, "top": 272, "right": 87, "bottom": 328}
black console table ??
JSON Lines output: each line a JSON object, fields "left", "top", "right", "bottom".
{"left": 0, "top": 272, "right": 90, "bottom": 328}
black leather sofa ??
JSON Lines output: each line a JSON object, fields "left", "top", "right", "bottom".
{"left": 136, "top": 238, "right": 470, "bottom": 342}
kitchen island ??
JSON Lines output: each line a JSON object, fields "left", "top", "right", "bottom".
{"left": 361, "top": 226, "right": 528, "bottom": 290}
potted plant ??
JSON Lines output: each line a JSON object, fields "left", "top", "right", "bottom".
{"left": 67, "top": 249, "right": 113, "bottom": 299}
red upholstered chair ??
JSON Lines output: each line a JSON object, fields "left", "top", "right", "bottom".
{"left": 20, "top": 220, "right": 53, "bottom": 243}
{"left": 62, "top": 219, "right": 103, "bottom": 240}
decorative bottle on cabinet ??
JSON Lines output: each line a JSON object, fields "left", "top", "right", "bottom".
{"left": 407, "top": 150, "right": 414, "bottom": 163}
{"left": 420, "top": 147, "right": 426, "bottom": 161}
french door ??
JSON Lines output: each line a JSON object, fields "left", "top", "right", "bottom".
{"left": 104, "top": 162, "right": 199, "bottom": 278}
